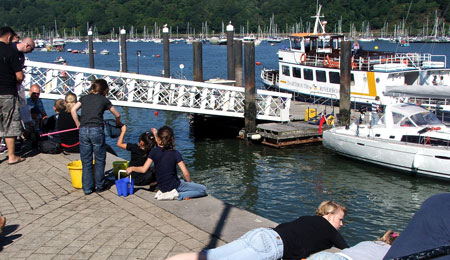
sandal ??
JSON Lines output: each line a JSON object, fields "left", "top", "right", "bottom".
{"left": 8, "top": 157, "right": 26, "bottom": 165}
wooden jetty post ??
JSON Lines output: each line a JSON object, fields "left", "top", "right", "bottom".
{"left": 88, "top": 29, "right": 94, "bottom": 69}
{"left": 339, "top": 41, "right": 352, "bottom": 126}
{"left": 244, "top": 42, "right": 256, "bottom": 135}
{"left": 234, "top": 39, "right": 243, "bottom": 88}
{"left": 163, "top": 25, "right": 170, "bottom": 78}
{"left": 119, "top": 28, "right": 128, "bottom": 72}
{"left": 227, "top": 22, "right": 235, "bottom": 81}
{"left": 193, "top": 41, "right": 203, "bottom": 82}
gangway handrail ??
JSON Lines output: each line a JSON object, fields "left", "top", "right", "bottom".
{"left": 24, "top": 60, "right": 292, "bottom": 122}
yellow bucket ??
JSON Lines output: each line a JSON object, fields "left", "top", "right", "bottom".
{"left": 67, "top": 160, "right": 95, "bottom": 189}
{"left": 113, "top": 161, "right": 129, "bottom": 177}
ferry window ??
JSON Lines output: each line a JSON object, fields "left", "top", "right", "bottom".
{"left": 351, "top": 73, "right": 355, "bottom": 86}
{"left": 316, "top": 70, "right": 327, "bottom": 82}
{"left": 329, "top": 72, "right": 340, "bottom": 84}
{"left": 282, "top": 65, "right": 290, "bottom": 76}
{"left": 304, "top": 68, "right": 313, "bottom": 80}
{"left": 293, "top": 67, "right": 301, "bottom": 78}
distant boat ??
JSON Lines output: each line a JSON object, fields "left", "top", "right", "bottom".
{"left": 100, "top": 49, "right": 110, "bottom": 55}
{"left": 53, "top": 56, "right": 65, "bottom": 64}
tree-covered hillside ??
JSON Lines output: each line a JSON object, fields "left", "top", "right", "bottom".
{"left": 1, "top": 0, "right": 449, "bottom": 36}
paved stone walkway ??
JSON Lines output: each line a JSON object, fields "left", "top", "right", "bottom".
{"left": 0, "top": 151, "right": 225, "bottom": 260}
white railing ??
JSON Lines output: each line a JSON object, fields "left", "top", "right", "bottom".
{"left": 24, "top": 60, "right": 292, "bottom": 122}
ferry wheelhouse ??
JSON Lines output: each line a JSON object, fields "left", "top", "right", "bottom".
{"left": 261, "top": 6, "right": 450, "bottom": 109}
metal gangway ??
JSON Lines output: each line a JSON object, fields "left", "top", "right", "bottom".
{"left": 23, "top": 61, "right": 292, "bottom": 122}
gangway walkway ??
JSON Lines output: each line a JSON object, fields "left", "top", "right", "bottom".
{"left": 24, "top": 61, "right": 292, "bottom": 122}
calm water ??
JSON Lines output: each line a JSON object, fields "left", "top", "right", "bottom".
{"left": 31, "top": 40, "right": 450, "bottom": 245}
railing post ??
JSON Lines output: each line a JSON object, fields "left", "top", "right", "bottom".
{"left": 193, "top": 41, "right": 203, "bottom": 82}
{"left": 339, "top": 41, "right": 352, "bottom": 126}
{"left": 234, "top": 39, "right": 243, "bottom": 87}
{"left": 244, "top": 42, "right": 256, "bottom": 134}
{"left": 120, "top": 28, "right": 128, "bottom": 72}
{"left": 163, "top": 25, "right": 170, "bottom": 78}
{"left": 88, "top": 29, "right": 94, "bottom": 69}
{"left": 227, "top": 22, "right": 235, "bottom": 81}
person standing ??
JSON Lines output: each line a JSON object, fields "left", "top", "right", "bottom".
{"left": 0, "top": 26, "right": 25, "bottom": 164}
{"left": 71, "top": 79, "right": 122, "bottom": 195}
{"left": 370, "top": 96, "right": 382, "bottom": 128}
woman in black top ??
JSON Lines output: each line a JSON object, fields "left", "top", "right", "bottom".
{"left": 58, "top": 93, "right": 79, "bottom": 153}
{"left": 166, "top": 200, "right": 349, "bottom": 260}
{"left": 117, "top": 124, "right": 156, "bottom": 186}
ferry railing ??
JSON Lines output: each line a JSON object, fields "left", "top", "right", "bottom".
{"left": 24, "top": 60, "right": 292, "bottom": 122}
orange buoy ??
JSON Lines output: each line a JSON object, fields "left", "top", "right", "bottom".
{"left": 154, "top": 111, "right": 159, "bottom": 116}
{"left": 156, "top": 54, "right": 160, "bottom": 58}
{"left": 256, "top": 61, "right": 261, "bottom": 66}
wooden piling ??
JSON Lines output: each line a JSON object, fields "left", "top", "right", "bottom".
{"left": 234, "top": 39, "right": 243, "bottom": 88}
{"left": 227, "top": 22, "right": 235, "bottom": 80}
{"left": 193, "top": 41, "right": 203, "bottom": 82}
{"left": 244, "top": 42, "right": 256, "bottom": 134}
{"left": 120, "top": 29, "right": 128, "bottom": 72}
{"left": 163, "top": 26, "right": 170, "bottom": 78}
{"left": 339, "top": 41, "right": 352, "bottom": 126}
{"left": 88, "top": 30, "right": 94, "bottom": 68}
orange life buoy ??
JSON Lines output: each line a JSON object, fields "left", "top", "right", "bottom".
{"left": 300, "top": 53, "right": 306, "bottom": 64}
{"left": 403, "top": 59, "right": 409, "bottom": 65}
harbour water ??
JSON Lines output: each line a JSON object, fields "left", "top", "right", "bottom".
{"left": 30, "top": 40, "right": 450, "bottom": 245}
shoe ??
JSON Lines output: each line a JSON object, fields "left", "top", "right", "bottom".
{"left": 0, "top": 145, "right": 7, "bottom": 154}
{"left": 84, "top": 190, "right": 94, "bottom": 195}
{"left": 0, "top": 216, "right": 6, "bottom": 235}
{"left": 8, "top": 157, "right": 26, "bottom": 165}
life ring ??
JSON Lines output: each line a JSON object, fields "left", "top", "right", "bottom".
{"left": 300, "top": 53, "right": 306, "bottom": 64}
{"left": 403, "top": 59, "right": 409, "bottom": 65}
{"left": 326, "top": 115, "right": 335, "bottom": 125}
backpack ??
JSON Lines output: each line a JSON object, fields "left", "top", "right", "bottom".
{"left": 38, "top": 140, "right": 62, "bottom": 154}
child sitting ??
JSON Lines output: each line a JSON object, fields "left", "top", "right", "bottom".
{"left": 117, "top": 125, "right": 156, "bottom": 187}
{"left": 43, "top": 99, "right": 65, "bottom": 143}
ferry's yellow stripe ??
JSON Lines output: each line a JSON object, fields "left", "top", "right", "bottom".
{"left": 350, "top": 72, "right": 377, "bottom": 97}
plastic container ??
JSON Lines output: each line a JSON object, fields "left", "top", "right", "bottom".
{"left": 305, "top": 108, "right": 317, "bottom": 121}
{"left": 67, "top": 160, "right": 95, "bottom": 189}
{"left": 113, "top": 161, "right": 129, "bottom": 177}
{"left": 115, "top": 170, "right": 134, "bottom": 197}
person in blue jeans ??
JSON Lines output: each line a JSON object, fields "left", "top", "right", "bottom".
{"left": 126, "top": 125, "right": 206, "bottom": 200}
{"left": 166, "top": 201, "right": 348, "bottom": 260}
{"left": 71, "top": 79, "right": 122, "bottom": 195}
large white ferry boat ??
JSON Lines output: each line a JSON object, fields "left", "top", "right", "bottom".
{"left": 261, "top": 6, "right": 450, "bottom": 109}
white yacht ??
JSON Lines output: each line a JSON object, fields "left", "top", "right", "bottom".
{"left": 323, "top": 103, "right": 450, "bottom": 180}
{"left": 261, "top": 5, "right": 450, "bottom": 110}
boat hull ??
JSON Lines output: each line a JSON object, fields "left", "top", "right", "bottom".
{"left": 323, "top": 129, "right": 450, "bottom": 180}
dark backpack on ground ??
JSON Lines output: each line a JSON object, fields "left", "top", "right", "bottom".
{"left": 38, "top": 140, "right": 62, "bottom": 154}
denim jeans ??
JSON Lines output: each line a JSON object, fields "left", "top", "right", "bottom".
{"left": 307, "top": 251, "right": 347, "bottom": 260}
{"left": 79, "top": 127, "right": 106, "bottom": 194}
{"left": 205, "top": 228, "right": 284, "bottom": 260}
{"left": 176, "top": 180, "right": 207, "bottom": 200}
{"left": 371, "top": 112, "right": 379, "bottom": 127}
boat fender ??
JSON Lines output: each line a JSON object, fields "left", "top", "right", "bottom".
{"left": 300, "top": 53, "right": 306, "bottom": 64}
{"left": 326, "top": 115, "right": 335, "bottom": 125}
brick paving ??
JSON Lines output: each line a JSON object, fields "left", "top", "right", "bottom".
{"left": 0, "top": 151, "right": 225, "bottom": 260}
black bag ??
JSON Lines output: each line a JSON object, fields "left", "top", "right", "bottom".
{"left": 38, "top": 140, "right": 62, "bottom": 154}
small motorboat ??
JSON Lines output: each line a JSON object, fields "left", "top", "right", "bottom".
{"left": 323, "top": 103, "right": 450, "bottom": 180}
{"left": 53, "top": 56, "right": 65, "bottom": 64}
{"left": 100, "top": 49, "right": 110, "bottom": 55}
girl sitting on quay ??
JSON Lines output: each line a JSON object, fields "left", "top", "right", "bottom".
{"left": 58, "top": 92, "right": 80, "bottom": 153}
{"left": 166, "top": 200, "right": 349, "bottom": 260}
{"left": 307, "top": 230, "right": 399, "bottom": 260}
{"left": 126, "top": 125, "right": 207, "bottom": 200}
{"left": 117, "top": 124, "right": 157, "bottom": 187}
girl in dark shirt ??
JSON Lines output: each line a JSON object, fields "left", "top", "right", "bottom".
{"left": 117, "top": 125, "right": 156, "bottom": 186}
{"left": 166, "top": 200, "right": 349, "bottom": 260}
{"left": 59, "top": 93, "right": 80, "bottom": 153}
